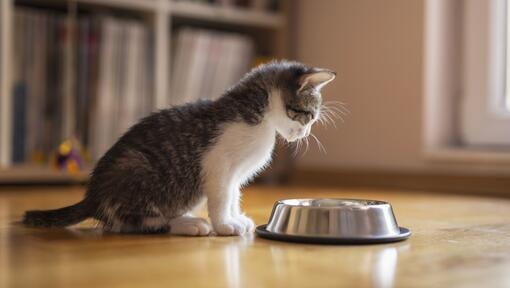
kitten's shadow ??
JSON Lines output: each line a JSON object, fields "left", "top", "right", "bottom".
{"left": 13, "top": 220, "right": 100, "bottom": 240}
{"left": 13, "top": 220, "right": 258, "bottom": 246}
{"left": 10, "top": 220, "right": 157, "bottom": 242}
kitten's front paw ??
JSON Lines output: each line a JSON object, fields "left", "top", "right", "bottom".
{"left": 213, "top": 218, "right": 247, "bottom": 236}
{"left": 234, "top": 214, "right": 255, "bottom": 233}
{"left": 169, "top": 216, "right": 212, "bottom": 236}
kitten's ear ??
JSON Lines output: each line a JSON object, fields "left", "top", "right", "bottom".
{"left": 298, "top": 70, "right": 336, "bottom": 92}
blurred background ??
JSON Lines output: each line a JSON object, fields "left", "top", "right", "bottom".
{"left": 0, "top": 0, "right": 509, "bottom": 196}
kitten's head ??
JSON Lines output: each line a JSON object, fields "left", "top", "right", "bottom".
{"left": 265, "top": 62, "right": 336, "bottom": 142}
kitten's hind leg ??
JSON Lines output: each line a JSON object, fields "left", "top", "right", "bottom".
{"left": 169, "top": 215, "right": 212, "bottom": 236}
{"left": 107, "top": 215, "right": 170, "bottom": 234}
{"left": 140, "top": 216, "right": 170, "bottom": 234}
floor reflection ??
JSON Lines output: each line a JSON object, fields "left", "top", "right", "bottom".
{"left": 268, "top": 241, "right": 410, "bottom": 287}
{"left": 0, "top": 202, "right": 10, "bottom": 288}
{"left": 371, "top": 246, "right": 399, "bottom": 288}
{"left": 222, "top": 234, "right": 254, "bottom": 288}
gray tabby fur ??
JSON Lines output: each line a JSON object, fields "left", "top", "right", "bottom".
{"left": 23, "top": 60, "right": 337, "bottom": 234}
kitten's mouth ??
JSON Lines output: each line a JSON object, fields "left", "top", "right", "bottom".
{"left": 286, "top": 133, "right": 308, "bottom": 143}
{"left": 284, "top": 127, "right": 311, "bottom": 142}
{"left": 286, "top": 136, "right": 300, "bottom": 142}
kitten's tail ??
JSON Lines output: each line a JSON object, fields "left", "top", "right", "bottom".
{"left": 23, "top": 200, "right": 93, "bottom": 227}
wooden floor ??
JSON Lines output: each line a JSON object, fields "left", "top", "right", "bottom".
{"left": 1, "top": 185, "right": 510, "bottom": 288}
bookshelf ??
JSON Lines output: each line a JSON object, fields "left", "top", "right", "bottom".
{"left": 0, "top": 0, "right": 289, "bottom": 183}
{"left": 170, "top": 1, "right": 284, "bottom": 28}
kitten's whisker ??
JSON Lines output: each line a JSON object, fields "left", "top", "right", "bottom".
{"left": 322, "top": 109, "right": 337, "bottom": 119}
{"left": 324, "top": 114, "right": 337, "bottom": 128}
{"left": 318, "top": 115, "right": 328, "bottom": 127}
{"left": 318, "top": 111, "right": 332, "bottom": 128}
{"left": 330, "top": 108, "right": 349, "bottom": 117}
{"left": 293, "top": 139, "right": 301, "bottom": 157}
{"left": 326, "top": 110, "right": 345, "bottom": 123}
{"left": 300, "top": 138, "right": 307, "bottom": 158}
{"left": 323, "top": 101, "right": 350, "bottom": 115}
{"left": 320, "top": 111, "right": 337, "bottom": 128}
{"left": 324, "top": 100, "right": 348, "bottom": 107}
{"left": 321, "top": 106, "right": 340, "bottom": 117}
{"left": 324, "top": 105, "right": 348, "bottom": 115}
{"left": 328, "top": 105, "right": 351, "bottom": 114}
{"left": 317, "top": 114, "right": 326, "bottom": 125}
{"left": 310, "top": 133, "right": 327, "bottom": 154}
{"left": 322, "top": 107, "right": 346, "bottom": 123}
{"left": 322, "top": 105, "right": 348, "bottom": 116}
{"left": 304, "top": 136, "right": 310, "bottom": 155}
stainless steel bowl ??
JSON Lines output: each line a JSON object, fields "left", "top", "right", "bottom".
{"left": 257, "top": 198, "right": 411, "bottom": 244}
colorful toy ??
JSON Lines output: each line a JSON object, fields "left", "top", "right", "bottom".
{"left": 53, "top": 138, "right": 85, "bottom": 174}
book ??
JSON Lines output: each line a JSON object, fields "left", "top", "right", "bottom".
{"left": 76, "top": 18, "right": 90, "bottom": 146}
{"left": 12, "top": 9, "right": 153, "bottom": 164}
{"left": 170, "top": 28, "right": 255, "bottom": 104}
{"left": 93, "top": 17, "right": 116, "bottom": 160}
{"left": 91, "top": 17, "right": 152, "bottom": 160}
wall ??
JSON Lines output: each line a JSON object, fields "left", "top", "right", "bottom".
{"left": 291, "top": 0, "right": 510, "bottom": 175}
{"left": 292, "top": 0, "right": 510, "bottom": 178}
{"left": 293, "top": 0, "right": 426, "bottom": 172}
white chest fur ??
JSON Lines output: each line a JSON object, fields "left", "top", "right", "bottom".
{"left": 201, "top": 120, "right": 276, "bottom": 187}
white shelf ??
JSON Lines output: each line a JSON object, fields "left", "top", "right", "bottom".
{"left": 169, "top": 1, "right": 284, "bottom": 29}
{"left": 18, "top": 0, "right": 285, "bottom": 28}
{"left": 0, "top": 165, "right": 89, "bottom": 184}
{"left": 77, "top": 0, "right": 159, "bottom": 11}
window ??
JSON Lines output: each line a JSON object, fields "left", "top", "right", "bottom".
{"left": 506, "top": 0, "right": 510, "bottom": 111}
{"left": 461, "top": 0, "right": 510, "bottom": 146}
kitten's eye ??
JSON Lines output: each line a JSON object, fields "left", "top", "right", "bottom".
{"left": 288, "top": 107, "right": 311, "bottom": 117}
{"left": 287, "top": 107, "right": 314, "bottom": 124}
{"left": 288, "top": 108, "right": 298, "bottom": 115}
{"left": 286, "top": 108, "right": 301, "bottom": 120}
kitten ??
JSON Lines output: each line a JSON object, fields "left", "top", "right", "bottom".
{"left": 23, "top": 60, "right": 336, "bottom": 236}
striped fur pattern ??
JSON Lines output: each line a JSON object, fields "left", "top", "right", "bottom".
{"left": 23, "top": 60, "right": 336, "bottom": 235}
